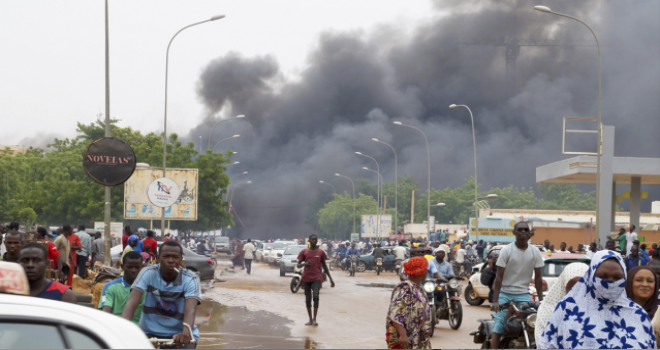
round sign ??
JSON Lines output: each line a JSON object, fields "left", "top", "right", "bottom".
{"left": 83, "top": 137, "right": 136, "bottom": 186}
{"left": 147, "top": 177, "right": 181, "bottom": 208}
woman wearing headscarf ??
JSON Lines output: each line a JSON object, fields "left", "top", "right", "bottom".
{"left": 626, "top": 265, "right": 659, "bottom": 347}
{"left": 538, "top": 250, "right": 656, "bottom": 349}
{"left": 386, "top": 256, "right": 431, "bottom": 349}
{"left": 534, "top": 262, "right": 589, "bottom": 345}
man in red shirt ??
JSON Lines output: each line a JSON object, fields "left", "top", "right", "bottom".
{"left": 36, "top": 227, "right": 65, "bottom": 281}
{"left": 122, "top": 225, "right": 132, "bottom": 249}
{"left": 296, "top": 234, "right": 335, "bottom": 326}
{"left": 18, "top": 243, "right": 77, "bottom": 304}
{"left": 142, "top": 230, "right": 158, "bottom": 256}
{"left": 67, "top": 226, "right": 82, "bottom": 277}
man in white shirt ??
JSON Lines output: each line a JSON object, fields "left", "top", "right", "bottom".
{"left": 586, "top": 242, "right": 598, "bottom": 258}
{"left": 626, "top": 225, "right": 638, "bottom": 256}
{"left": 455, "top": 243, "right": 472, "bottom": 275}
{"left": 243, "top": 239, "right": 256, "bottom": 275}
{"left": 557, "top": 242, "right": 569, "bottom": 253}
{"left": 393, "top": 244, "right": 408, "bottom": 261}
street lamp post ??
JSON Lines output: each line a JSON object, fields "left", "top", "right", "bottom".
{"left": 534, "top": 5, "right": 603, "bottom": 243}
{"left": 229, "top": 181, "right": 251, "bottom": 204}
{"left": 356, "top": 152, "right": 381, "bottom": 238}
{"left": 207, "top": 115, "right": 246, "bottom": 150}
{"left": 212, "top": 135, "right": 240, "bottom": 152}
{"left": 393, "top": 121, "right": 431, "bottom": 234}
{"left": 372, "top": 138, "right": 398, "bottom": 236}
{"left": 162, "top": 14, "right": 225, "bottom": 236}
{"left": 319, "top": 180, "right": 336, "bottom": 194}
{"left": 335, "top": 173, "right": 356, "bottom": 234}
{"left": 449, "top": 104, "right": 479, "bottom": 241}
{"left": 226, "top": 171, "right": 248, "bottom": 201}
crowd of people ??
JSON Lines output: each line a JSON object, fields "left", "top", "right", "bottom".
{"left": 0, "top": 223, "right": 203, "bottom": 348}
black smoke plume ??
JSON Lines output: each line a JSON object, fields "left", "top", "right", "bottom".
{"left": 187, "top": 0, "right": 660, "bottom": 238}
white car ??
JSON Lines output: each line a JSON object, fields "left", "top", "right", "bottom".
{"left": 267, "top": 241, "right": 297, "bottom": 265}
{"left": 0, "top": 293, "right": 153, "bottom": 349}
{"left": 255, "top": 243, "right": 274, "bottom": 263}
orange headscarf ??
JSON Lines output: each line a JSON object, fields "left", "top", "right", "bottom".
{"left": 403, "top": 256, "right": 428, "bottom": 278}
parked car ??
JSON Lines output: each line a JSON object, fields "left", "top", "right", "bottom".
{"left": 357, "top": 247, "right": 397, "bottom": 272}
{"left": 256, "top": 242, "right": 274, "bottom": 263}
{"left": 212, "top": 236, "right": 231, "bottom": 254}
{"left": 267, "top": 241, "right": 297, "bottom": 265}
{"left": 465, "top": 246, "right": 590, "bottom": 306}
{"left": 111, "top": 242, "right": 215, "bottom": 283}
{"left": 279, "top": 245, "right": 307, "bottom": 276}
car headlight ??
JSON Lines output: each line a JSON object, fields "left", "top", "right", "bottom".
{"left": 422, "top": 281, "right": 437, "bottom": 293}
{"left": 526, "top": 314, "right": 537, "bottom": 328}
{"left": 448, "top": 278, "right": 459, "bottom": 289}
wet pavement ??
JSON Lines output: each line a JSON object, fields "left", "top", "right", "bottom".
{"left": 196, "top": 300, "right": 317, "bottom": 349}
{"left": 202, "top": 260, "right": 491, "bottom": 348}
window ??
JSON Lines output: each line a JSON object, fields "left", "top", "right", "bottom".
{"left": 0, "top": 322, "right": 65, "bottom": 349}
{"left": 64, "top": 327, "right": 104, "bottom": 349}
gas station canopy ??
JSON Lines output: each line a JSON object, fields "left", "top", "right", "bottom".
{"left": 537, "top": 156, "right": 660, "bottom": 185}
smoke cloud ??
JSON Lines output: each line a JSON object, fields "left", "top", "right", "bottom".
{"left": 187, "top": 0, "right": 660, "bottom": 238}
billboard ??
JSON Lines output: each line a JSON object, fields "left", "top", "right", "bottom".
{"left": 93, "top": 222, "right": 124, "bottom": 237}
{"left": 468, "top": 217, "right": 532, "bottom": 243}
{"left": 361, "top": 215, "right": 392, "bottom": 238}
{"left": 124, "top": 167, "right": 198, "bottom": 221}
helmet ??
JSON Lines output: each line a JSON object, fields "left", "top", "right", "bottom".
{"left": 467, "top": 240, "right": 474, "bottom": 244}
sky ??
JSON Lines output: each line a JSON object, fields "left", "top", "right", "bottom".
{"left": 1, "top": 0, "right": 658, "bottom": 237}
{"left": 0, "top": 0, "right": 436, "bottom": 145}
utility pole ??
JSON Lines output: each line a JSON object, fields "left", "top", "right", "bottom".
{"left": 410, "top": 190, "right": 415, "bottom": 223}
{"left": 103, "top": 0, "right": 112, "bottom": 265}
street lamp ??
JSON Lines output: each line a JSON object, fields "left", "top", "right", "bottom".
{"left": 212, "top": 135, "right": 240, "bottom": 152}
{"left": 481, "top": 194, "right": 498, "bottom": 199}
{"left": 534, "top": 5, "right": 603, "bottom": 243}
{"left": 372, "top": 138, "right": 398, "bottom": 236}
{"left": 319, "top": 180, "right": 336, "bottom": 194}
{"left": 449, "top": 103, "right": 480, "bottom": 241}
{"left": 335, "top": 173, "right": 356, "bottom": 234}
{"left": 362, "top": 167, "right": 383, "bottom": 220}
{"left": 207, "top": 115, "right": 245, "bottom": 150}
{"left": 162, "top": 14, "right": 225, "bottom": 235}
{"left": 393, "top": 121, "right": 431, "bottom": 233}
{"left": 432, "top": 203, "right": 446, "bottom": 207}
{"left": 357, "top": 151, "right": 381, "bottom": 238}
{"left": 226, "top": 172, "right": 248, "bottom": 201}
{"left": 229, "top": 180, "right": 251, "bottom": 204}
{"left": 227, "top": 161, "right": 240, "bottom": 166}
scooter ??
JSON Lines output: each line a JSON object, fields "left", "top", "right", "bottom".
{"left": 375, "top": 257, "right": 384, "bottom": 275}
{"left": 423, "top": 278, "right": 464, "bottom": 337}
{"left": 290, "top": 264, "right": 304, "bottom": 293}
{"left": 349, "top": 255, "right": 358, "bottom": 277}
{"left": 470, "top": 301, "right": 540, "bottom": 349}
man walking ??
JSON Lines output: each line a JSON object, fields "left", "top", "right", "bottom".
{"left": 77, "top": 225, "right": 91, "bottom": 279}
{"left": 243, "top": 239, "right": 255, "bottom": 274}
{"left": 490, "top": 222, "right": 544, "bottom": 349}
{"left": 626, "top": 225, "right": 638, "bottom": 257}
{"left": 91, "top": 231, "right": 105, "bottom": 266}
{"left": 54, "top": 225, "right": 75, "bottom": 286}
{"left": 296, "top": 234, "right": 334, "bottom": 326}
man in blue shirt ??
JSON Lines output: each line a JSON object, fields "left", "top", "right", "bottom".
{"left": 122, "top": 240, "right": 201, "bottom": 348}
{"left": 428, "top": 250, "right": 454, "bottom": 282}
{"left": 625, "top": 245, "right": 650, "bottom": 271}
{"left": 344, "top": 243, "right": 360, "bottom": 270}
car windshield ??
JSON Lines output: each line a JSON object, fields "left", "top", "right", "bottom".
{"left": 214, "top": 237, "right": 229, "bottom": 244}
{"left": 542, "top": 260, "right": 590, "bottom": 277}
{"left": 284, "top": 246, "right": 305, "bottom": 255}
{"left": 273, "top": 242, "right": 294, "bottom": 249}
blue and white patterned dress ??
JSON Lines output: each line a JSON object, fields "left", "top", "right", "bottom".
{"left": 538, "top": 250, "right": 656, "bottom": 349}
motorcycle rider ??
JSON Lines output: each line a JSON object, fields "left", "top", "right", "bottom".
{"left": 344, "top": 242, "right": 361, "bottom": 270}
{"left": 490, "top": 222, "right": 544, "bottom": 349}
{"left": 337, "top": 242, "right": 348, "bottom": 268}
{"left": 372, "top": 244, "right": 385, "bottom": 260}
{"left": 428, "top": 250, "right": 454, "bottom": 304}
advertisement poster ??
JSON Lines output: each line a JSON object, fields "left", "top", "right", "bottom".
{"left": 124, "top": 168, "right": 198, "bottom": 221}
{"left": 361, "top": 214, "right": 392, "bottom": 238}
{"left": 93, "top": 222, "right": 124, "bottom": 237}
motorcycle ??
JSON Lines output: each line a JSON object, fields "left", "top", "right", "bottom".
{"left": 290, "top": 264, "right": 304, "bottom": 293}
{"left": 423, "top": 278, "right": 464, "bottom": 337}
{"left": 149, "top": 337, "right": 196, "bottom": 349}
{"left": 394, "top": 259, "right": 403, "bottom": 275}
{"left": 375, "top": 257, "right": 384, "bottom": 275}
{"left": 349, "top": 255, "right": 358, "bottom": 277}
{"left": 470, "top": 300, "right": 540, "bottom": 349}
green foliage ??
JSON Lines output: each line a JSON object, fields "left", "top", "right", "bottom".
{"left": 0, "top": 122, "right": 234, "bottom": 231}
{"left": 310, "top": 175, "right": 598, "bottom": 235}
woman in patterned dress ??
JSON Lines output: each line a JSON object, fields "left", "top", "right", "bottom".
{"left": 386, "top": 256, "right": 431, "bottom": 349}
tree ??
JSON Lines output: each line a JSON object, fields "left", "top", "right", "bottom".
{"left": 317, "top": 193, "right": 378, "bottom": 239}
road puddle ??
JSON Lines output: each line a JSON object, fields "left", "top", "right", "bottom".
{"left": 196, "top": 299, "right": 318, "bottom": 349}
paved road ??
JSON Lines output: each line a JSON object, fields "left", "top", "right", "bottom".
{"left": 202, "top": 260, "right": 492, "bottom": 349}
